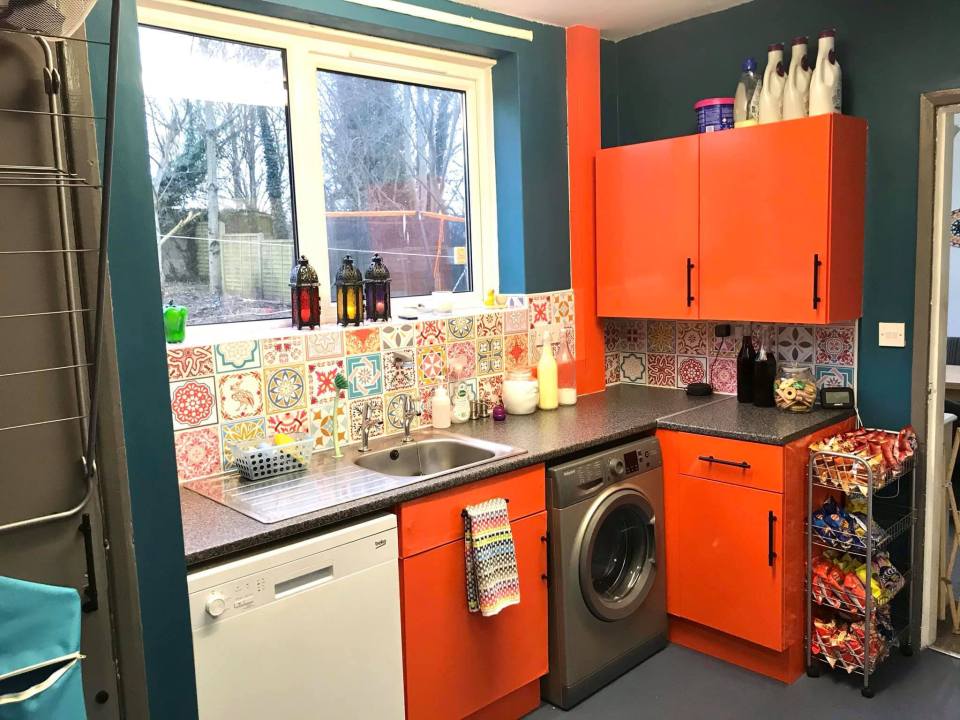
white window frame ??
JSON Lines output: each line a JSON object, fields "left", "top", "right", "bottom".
{"left": 138, "top": 0, "right": 499, "bottom": 331}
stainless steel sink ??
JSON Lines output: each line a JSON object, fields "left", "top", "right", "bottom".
{"left": 353, "top": 431, "right": 525, "bottom": 480}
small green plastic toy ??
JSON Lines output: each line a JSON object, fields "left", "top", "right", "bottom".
{"left": 163, "top": 300, "right": 188, "bottom": 343}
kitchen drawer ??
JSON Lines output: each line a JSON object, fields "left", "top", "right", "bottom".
{"left": 666, "top": 432, "right": 783, "bottom": 493}
{"left": 397, "top": 464, "right": 545, "bottom": 557}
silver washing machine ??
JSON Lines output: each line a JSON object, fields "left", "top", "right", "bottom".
{"left": 541, "top": 436, "right": 667, "bottom": 709}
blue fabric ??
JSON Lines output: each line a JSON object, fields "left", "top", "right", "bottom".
{"left": 0, "top": 577, "right": 85, "bottom": 719}
{"left": 0, "top": 577, "right": 80, "bottom": 677}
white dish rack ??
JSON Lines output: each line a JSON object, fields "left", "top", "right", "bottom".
{"left": 231, "top": 434, "right": 313, "bottom": 482}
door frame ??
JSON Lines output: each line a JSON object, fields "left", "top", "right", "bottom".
{"left": 910, "top": 90, "right": 960, "bottom": 648}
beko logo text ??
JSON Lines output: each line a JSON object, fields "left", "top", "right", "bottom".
{"left": 375, "top": 539, "right": 387, "bottom": 549}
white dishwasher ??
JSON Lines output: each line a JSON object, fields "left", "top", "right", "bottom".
{"left": 187, "top": 513, "right": 405, "bottom": 719}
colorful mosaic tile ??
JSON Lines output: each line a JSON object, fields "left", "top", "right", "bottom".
{"left": 528, "top": 295, "right": 552, "bottom": 328}
{"left": 815, "top": 325, "right": 856, "bottom": 366}
{"left": 647, "top": 353, "right": 677, "bottom": 387}
{"left": 604, "top": 353, "right": 621, "bottom": 384}
{"left": 382, "top": 350, "right": 417, "bottom": 391}
{"left": 676, "top": 322, "right": 708, "bottom": 356}
{"left": 815, "top": 365, "right": 854, "bottom": 389}
{"left": 266, "top": 410, "right": 309, "bottom": 436}
{"left": 214, "top": 340, "right": 260, "bottom": 372}
{"left": 478, "top": 374, "right": 504, "bottom": 406}
{"left": 216, "top": 371, "right": 264, "bottom": 421}
{"left": 384, "top": 391, "right": 419, "bottom": 435}
{"left": 477, "top": 337, "right": 504, "bottom": 375}
{"left": 677, "top": 355, "right": 707, "bottom": 387}
{"left": 380, "top": 322, "right": 416, "bottom": 350}
{"left": 647, "top": 321, "right": 676, "bottom": 354}
{"left": 446, "top": 315, "right": 475, "bottom": 341}
{"left": 620, "top": 353, "right": 647, "bottom": 384}
{"left": 175, "top": 426, "right": 222, "bottom": 480}
{"left": 345, "top": 327, "right": 381, "bottom": 355}
{"left": 505, "top": 295, "right": 527, "bottom": 308}
{"left": 305, "top": 330, "right": 343, "bottom": 360}
{"left": 504, "top": 308, "right": 528, "bottom": 334}
{"left": 619, "top": 320, "right": 646, "bottom": 353}
{"left": 505, "top": 333, "right": 529, "bottom": 371}
{"left": 220, "top": 418, "right": 266, "bottom": 469}
{"left": 711, "top": 324, "right": 739, "bottom": 357}
{"left": 709, "top": 358, "right": 738, "bottom": 394}
{"left": 261, "top": 336, "right": 305, "bottom": 366}
{"left": 604, "top": 323, "right": 621, "bottom": 353}
{"left": 446, "top": 340, "right": 477, "bottom": 381}
{"left": 170, "top": 377, "right": 217, "bottom": 430}
{"left": 345, "top": 354, "right": 383, "bottom": 399}
{"left": 310, "top": 400, "right": 349, "bottom": 450}
{"left": 265, "top": 365, "right": 307, "bottom": 413}
{"left": 307, "top": 359, "right": 345, "bottom": 404}
{"left": 418, "top": 385, "right": 437, "bottom": 425}
{"left": 167, "top": 345, "right": 214, "bottom": 381}
{"left": 349, "top": 396, "right": 384, "bottom": 441}
{"left": 417, "top": 346, "right": 446, "bottom": 385}
{"left": 777, "top": 325, "right": 816, "bottom": 363}
{"left": 552, "top": 291, "right": 575, "bottom": 326}
{"left": 476, "top": 312, "right": 503, "bottom": 337}
{"left": 417, "top": 319, "right": 446, "bottom": 346}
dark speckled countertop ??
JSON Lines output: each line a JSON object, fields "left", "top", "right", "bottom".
{"left": 180, "top": 385, "right": 854, "bottom": 567}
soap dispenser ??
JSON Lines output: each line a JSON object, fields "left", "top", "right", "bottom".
{"left": 451, "top": 383, "right": 472, "bottom": 424}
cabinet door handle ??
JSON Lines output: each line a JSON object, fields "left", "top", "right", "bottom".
{"left": 812, "top": 253, "right": 822, "bottom": 310}
{"left": 686, "top": 258, "right": 695, "bottom": 307}
{"left": 697, "top": 454, "right": 750, "bottom": 470}
{"left": 768, "top": 510, "right": 778, "bottom": 567}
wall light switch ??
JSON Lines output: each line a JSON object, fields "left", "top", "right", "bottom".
{"left": 878, "top": 322, "right": 906, "bottom": 347}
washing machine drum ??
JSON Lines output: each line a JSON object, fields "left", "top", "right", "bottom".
{"left": 579, "top": 488, "right": 657, "bottom": 622}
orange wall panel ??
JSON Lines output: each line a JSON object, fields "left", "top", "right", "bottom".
{"left": 566, "top": 26, "right": 605, "bottom": 394}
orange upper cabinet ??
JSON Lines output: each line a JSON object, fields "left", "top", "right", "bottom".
{"left": 596, "top": 135, "right": 700, "bottom": 319}
{"left": 699, "top": 115, "right": 866, "bottom": 324}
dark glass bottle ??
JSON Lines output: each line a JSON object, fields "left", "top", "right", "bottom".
{"left": 736, "top": 332, "right": 756, "bottom": 402}
{"left": 753, "top": 336, "right": 777, "bottom": 407}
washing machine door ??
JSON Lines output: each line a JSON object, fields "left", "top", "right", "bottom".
{"left": 579, "top": 488, "right": 657, "bottom": 622}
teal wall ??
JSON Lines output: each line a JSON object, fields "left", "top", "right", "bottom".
{"left": 86, "top": 0, "right": 569, "bottom": 716}
{"left": 602, "top": 0, "right": 960, "bottom": 428}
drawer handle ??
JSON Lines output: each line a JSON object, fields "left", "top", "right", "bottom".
{"left": 768, "top": 511, "right": 778, "bottom": 567}
{"left": 686, "top": 258, "right": 695, "bottom": 307}
{"left": 697, "top": 455, "right": 751, "bottom": 470}
{"left": 812, "top": 253, "right": 822, "bottom": 310}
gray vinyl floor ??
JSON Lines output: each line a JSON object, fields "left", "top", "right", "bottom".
{"left": 529, "top": 644, "right": 960, "bottom": 720}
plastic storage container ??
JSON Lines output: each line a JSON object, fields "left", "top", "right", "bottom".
{"left": 774, "top": 364, "right": 817, "bottom": 412}
{"left": 503, "top": 369, "right": 539, "bottom": 415}
{"left": 695, "top": 98, "right": 735, "bottom": 133}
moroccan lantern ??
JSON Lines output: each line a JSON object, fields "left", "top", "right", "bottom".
{"left": 289, "top": 255, "right": 321, "bottom": 330}
{"left": 335, "top": 255, "right": 363, "bottom": 327}
{"left": 364, "top": 253, "right": 391, "bottom": 322}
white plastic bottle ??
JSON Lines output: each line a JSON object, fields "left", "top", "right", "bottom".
{"left": 432, "top": 385, "right": 451, "bottom": 429}
{"left": 451, "top": 383, "right": 471, "bottom": 424}
{"left": 809, "top": 29, "right": 841, "bottom": 116}
{"left": 758, "top": 43, "right": 785, "bottom": 124}
{"left": 782, "top": 36, "right": 812, "bottom": 120}
{"left": 537, "top": 330, "right": 558, "bottom": 411}
{"left": 734, "top": 57, "right": 762, "bottom": 123}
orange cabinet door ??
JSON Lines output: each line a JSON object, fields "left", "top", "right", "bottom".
{"left": 665, "top": 473, "right": 784, "bottom": 650}
{"left": 401, "top": 512, "right": 548, "bottom": 720}
{"left": 596, "top": 135, "right": 699, "bottom": 319}
{"left": 699, "top": 116, "right": 833, "bottom": 324}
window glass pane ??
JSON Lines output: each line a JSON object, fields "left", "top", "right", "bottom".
{"left": 139, "top": 26, "right": 296, "bottom": 325}
{"left": 316, "top": 70, "right": 471, "bottom": 299}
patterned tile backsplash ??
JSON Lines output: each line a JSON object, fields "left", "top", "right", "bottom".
{"left": 166, "top": 292, "right": 576, "bottom": 481}
{"left": 604, "top": 319, "right": 858, "bottom": 396}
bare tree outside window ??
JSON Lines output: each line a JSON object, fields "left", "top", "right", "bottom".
{"left": 317, "top": 71, "right": 472, "bottom": 300}
{"left": 140, "top": 26, "right": 296, "bottom": 325}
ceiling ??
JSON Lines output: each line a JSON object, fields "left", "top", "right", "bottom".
{"left": 453, "top": 0, "right": 754, "bottom": 40}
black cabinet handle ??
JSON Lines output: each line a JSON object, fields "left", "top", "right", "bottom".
{"left": 686, "top": 258, "right": 695, "bottom": 307}
{"left": 812, "top": 253, "right": 822, "bottom": 310}
{"left": 768, "top": 510, "right": 778, "bottom": 567}
{"left": 79, "top": 513, "right": 99, "bottom": 613}
{"left": 697, "top": 454, "right": 750, "bottom": 470}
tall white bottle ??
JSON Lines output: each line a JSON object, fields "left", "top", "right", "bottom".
{"left": 809, "top": 29, "right": 842, "bottom": 115}
{"left": 758, "top": 43, "right": 786, "bottom": 124}
{"left": 782, "top": 36, "right": 812, "bottom": 120}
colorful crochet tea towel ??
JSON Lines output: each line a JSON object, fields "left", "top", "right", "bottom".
{"left": 463, "top": 498, "right": 520, "bottom": 617}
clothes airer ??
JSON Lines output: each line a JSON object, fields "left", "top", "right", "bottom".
{"left": 332, "top": 373, "right": 348, "bottom": 458}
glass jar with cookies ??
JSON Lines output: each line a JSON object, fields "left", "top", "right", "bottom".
{"left": 774, "top": 364, "right": 817, "bottom": 412}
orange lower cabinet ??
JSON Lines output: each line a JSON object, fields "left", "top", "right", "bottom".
{"left": 400, "top": 511, "right": 548, "bottom": 720}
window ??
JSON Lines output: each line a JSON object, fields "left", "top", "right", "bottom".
{"left": 138, "top": 1, "right": 497, "bottom": 327}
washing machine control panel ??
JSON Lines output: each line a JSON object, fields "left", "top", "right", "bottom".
{"left": 548, "top": 436, "right": 662, "bottom": 507}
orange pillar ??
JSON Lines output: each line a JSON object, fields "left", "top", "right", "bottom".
{"left": 566, "top": 26, "right": 606, "bottom": 394}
